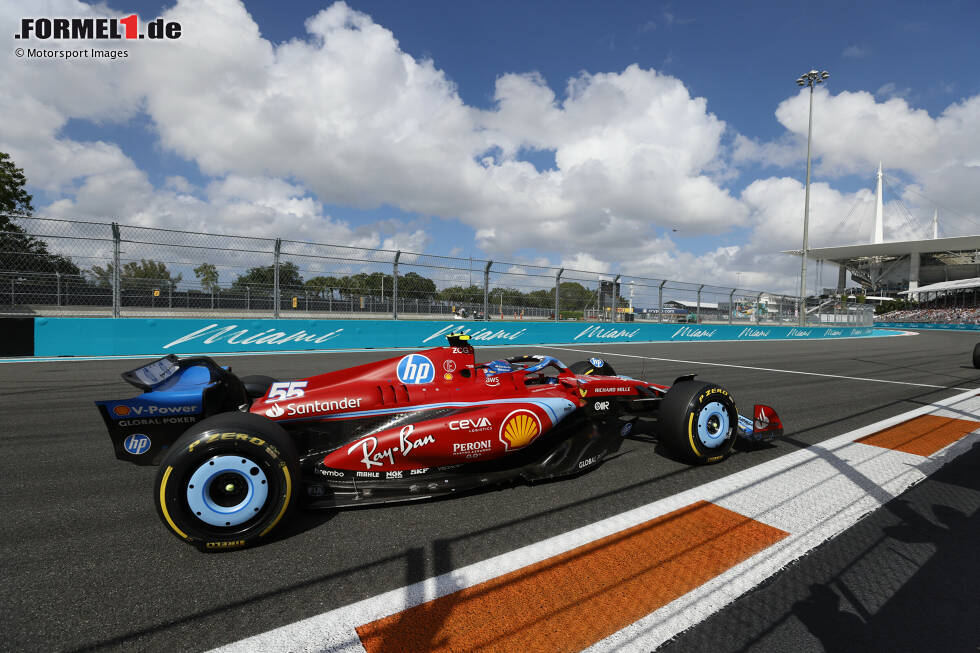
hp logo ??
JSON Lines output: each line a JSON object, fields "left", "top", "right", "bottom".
{"left": 589, "top": 358, "right": 605, "bottom": 368}
{"left": 123, "top": 433, "right": 152, "bottom": 455}
{"left": 396, "top": 354, "right": 435, "bottom": 384}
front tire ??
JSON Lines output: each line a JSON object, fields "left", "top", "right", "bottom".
{"left": 154, "top": 412, "right": 298, "bottom": 551}
{"left": 658, "top": 380, "right": 738, "bottom": 464}
{"left": 973, "top": 344, "right": 980, "bottom": 369}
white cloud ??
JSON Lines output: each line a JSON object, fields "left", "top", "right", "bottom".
{"left": 841, "top": 45, "right": 869, "bottom": 59}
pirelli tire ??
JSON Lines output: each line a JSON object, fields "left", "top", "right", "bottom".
{"left": 973, "top": 343, "right": 980, "bottom": 369}
{"left": 658, "top": 380, "right": 738, "bottom": 464}
{"left": 569, "top": 358, "right": 617, "bottom": 376}
{"left": 153, "top": 412, "right": 299, "bottom": 551}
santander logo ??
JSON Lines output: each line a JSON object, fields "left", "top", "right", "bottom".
{"left": 265, "top": 404, "right": 284, "bottom": 418}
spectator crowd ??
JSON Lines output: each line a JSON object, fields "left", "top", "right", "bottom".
{"left": 876, "top": 307, "right": 980, "bottom": 324}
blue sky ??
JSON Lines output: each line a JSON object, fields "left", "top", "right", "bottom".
{"left": 3, "top": 0, "right": 979, "bottom": 292}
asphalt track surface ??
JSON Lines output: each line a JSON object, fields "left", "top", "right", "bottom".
{"left": 1, "top": 330, "right": 978, "bottom": 652}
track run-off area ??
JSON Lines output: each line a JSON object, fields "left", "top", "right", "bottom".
{"left": 1, "top": 329, "right": 977, "bottom": 652}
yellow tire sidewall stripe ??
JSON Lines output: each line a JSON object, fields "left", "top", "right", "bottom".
{"left": 260, "top": 463, "right": 292, "bottom": 538}
{"left": 159, "top": 466, "right": 189, "bottom": 540}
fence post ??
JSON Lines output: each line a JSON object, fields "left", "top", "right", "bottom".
{"left": 483, "top": 260, "right": 492, "bottom": 321}
{"left": 729, "top": 288, "right": 735, "bottom": 324}
{"left": 658, "top": 280, "right": 666, "bottom": 323}
{"left": 246, "top": 285, "right": 250, "bottom": 312}
{"left": 393, "top": 251, "right": 401, "bottom": 320}
{"left": 613, "top": 275, "right": 621, "bottom": 323}
{"left": 696, "top": 284, "right": 704, "bottom": 323}
{"left": 273, "top": 238, "right": 281, "bottom": 319}
{"left": 756, "top": 292, "right": 764, "bottom": 324}
{"left": 169, "top": 281, "right": 173, "bottom": 308}
{"left": 56, "top": 271, "right": 61, "bottom": 306}
{"left": 554, "top": 268, "right": 564, "bottom": 322}
{"left": 111, "top": 222, "right": 121, "bottom": 318}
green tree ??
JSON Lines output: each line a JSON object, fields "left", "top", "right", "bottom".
{"left": 193, "top": 263, "right": 219, "bottom": 292}
{"left": 90, "top": 259, "right": 183, "bottom": 290}
{"left": 0, "top": 151, "right": 80, "bottom": 275}
{"left": 231, "top": 262, "right": 303, "bottom": 293}
{"left": 400, "top": 272, "right": 436, "bottom": 299}
{"left": 305, "top": 275, "right": 341, "bottom": 298}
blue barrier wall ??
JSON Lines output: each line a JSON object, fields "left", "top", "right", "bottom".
{"left": 875, "top": 322, "right": 980, "bottom": 331}
{"left": 32, "top": 317, "right": 877, "bottom": 357}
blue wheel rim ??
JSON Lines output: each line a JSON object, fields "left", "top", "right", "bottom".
{"left": 186, "top": 455, "right": 269, "bottom": 527}
{"left": 696, "top": 401, "right": 730, "bottom": 448}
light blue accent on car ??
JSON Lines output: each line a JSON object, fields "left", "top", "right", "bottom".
{"left": 185, "top": 455, "right": 269, "bottom": 528}
{"left": 288, "top": 396, "right": 578, "bottom": 427}
{"left": 696, "top": 401, "right": 730, "bottom": 448}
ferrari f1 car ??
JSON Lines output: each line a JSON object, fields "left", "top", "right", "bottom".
{"left": 95, "top": 334, "right": 783, "bottom": 551}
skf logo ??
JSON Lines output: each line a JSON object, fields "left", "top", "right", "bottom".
{"left": 499, "top": 409, "right": 541, "bottom": 451}
{"left": 397, "top": 354, "right": 434, "bottom": 384}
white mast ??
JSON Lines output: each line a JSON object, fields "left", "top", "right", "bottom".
{"left": 872, "top": 162, "right": 884, "bottom": 244}
{"left": 932, "top": 209, "right": 938, "bottom": 239}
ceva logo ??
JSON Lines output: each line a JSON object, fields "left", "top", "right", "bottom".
{"left": 397, "top": 354, "right": 435, "bottom": 384}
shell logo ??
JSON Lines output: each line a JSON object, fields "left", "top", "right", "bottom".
{"left": 113, "top": 405, "right": 131, "bottom": 416}
{"left": 499, "top": 409, "right": 541, "bottom": 451}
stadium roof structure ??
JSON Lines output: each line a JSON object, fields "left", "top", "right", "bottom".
{"left": 783, "top": 235, "right": 980, "bottom": 262}
{"left": 898, "top": 277, "right": 980, "bottom": 295}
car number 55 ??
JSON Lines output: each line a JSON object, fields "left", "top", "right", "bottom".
{"left": 266, "top": 381, "right": 307, "bottom": 402}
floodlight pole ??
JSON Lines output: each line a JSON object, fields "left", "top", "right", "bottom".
{"left": 796, "top": 69, "right": 828, "bottom": 327}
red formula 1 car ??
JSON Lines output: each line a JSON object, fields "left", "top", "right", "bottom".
{"left": 95, "top": 334, "right": 782, "bottom": 550}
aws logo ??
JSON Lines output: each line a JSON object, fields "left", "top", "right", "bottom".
{"left": 499, "top": 409, "right": 541, "bottom": 451}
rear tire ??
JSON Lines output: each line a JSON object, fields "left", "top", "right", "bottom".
{"left": 570, "top": 358, "right": 617, "bottom": 376}
{"left": 154, "top": 412, "right": 298, "bottom": 551}
{"left": 973, "top": 344, "right": 980, "bottom": 369}
{"left": 658, "top": 380, "right": 737, "bottom": 464}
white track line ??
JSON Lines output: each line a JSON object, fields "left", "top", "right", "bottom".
{"left": 211, "top": 387, "right": 980, "bottom": 653}
{"left": 549, "top": 345, "right": 977, "bottom": 391}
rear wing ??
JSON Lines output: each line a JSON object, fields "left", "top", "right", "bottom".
{"left": 95, "top": 356, "right": 248, "bottom": 466}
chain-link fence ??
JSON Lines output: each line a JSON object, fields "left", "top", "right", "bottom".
{"left": 0, "top": 215, "right": 873, "bottom": 325}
